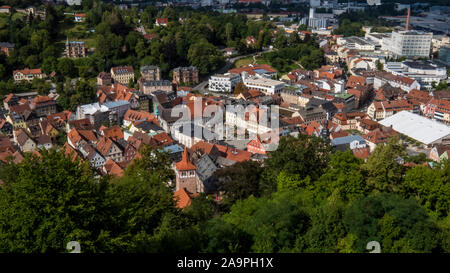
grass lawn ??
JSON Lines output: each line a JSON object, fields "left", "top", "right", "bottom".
{"left": 82, "top": 38, "right": 96, "bottom": 48}
{"left": 234, "top": 56, "right": 253, "bottom": 68}
{"left": 345, "top": 129, "right": 362, "bottom": 135}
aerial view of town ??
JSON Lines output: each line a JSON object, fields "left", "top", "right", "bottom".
{"left": 0, "top": 0, "right": 449, "bottom": 258}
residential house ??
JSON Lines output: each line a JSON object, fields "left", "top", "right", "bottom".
{"left": 65, "top": 40, "right": 86, "bottom": 58}
{"left": 96, "top": 136, "right": 124, "bottom": 163}
{"left": 0, "top": 42, "right": 14, "bottom": 56}
{"left": 110, "top": 66, "right": 134, "bottom": 85}
{"left": 140, "top": 80, "right": 173, "bottom": 94}
{"left": 102, "top": 158, "right": 124, "bottom": 176}
{"left": 363, "top": 126, "right": 398, "bottom": 151}
{"left": 373, "top": 71, "right": 420, "bottom": 93}
{"left": 36, "top": 134, "right": 52, "bottom": 150}
{"left": 14, "top": 129, "right": 36, "bottom": 153}
{"left": 74, "top": 13, "right": 85, "bottom": 22}
{"left": 173, "top": 66, "right": 199, "bottom": 84}
{"left": 332, "top": 112, "right": 368, "bottom": 130}
{"left": 97, "top": 72, "right": 112, "bottom": 86}
{"left": 367, "top": 100, "right": 414, "bottom": 121}
{"left": 424, "top": 98, "right": 450, "bottom": 124}
{"left": 140, "top": 65, "right": 161, "bottom": 81}
{"left": 13, "top": 68, "right": 44, "bottom": 82}
{"left": 30, "top": 95, "right": 57, "bottom": 117}
{"left": 155, "top": 18, "right": 168, "bottom": 26}
{"left": 79, "top": 142, "right": 105, "bottom": 168}
{"left": 0, "top": 5, "right": 11, "bottom": 14}
{"left": 330, "top": 134, "right": 367, "bottom": 152}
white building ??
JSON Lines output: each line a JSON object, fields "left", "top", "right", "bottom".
{"left": 382, "top": 30, "right": 432, "bottom": 58}
{"left": 243, "top": 76, "right": 285, "bottom": 95}
{"left": 384, "top": 60, "right": 447, "bottom": 89}
{"left": 337, "top": 36, "right": 376, "bottom": 51}
{"left": 374, "top": 71, "right": 420, "bottom": 93}
{"left": 208, "top": 73, "right": 241, "bottom": 93}
{"left": 379, "top": 111, "right": 450, "bottom": 146}
{"left": 365, "top": 32, "right": 391, "bottom": 47}
{"left": 65, "top": 0, "right": 81, "bottom": 5}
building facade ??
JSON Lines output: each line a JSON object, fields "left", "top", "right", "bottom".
{"left": 173, "top": 66, "right": 199, "bottom": 84}
{"left": 110, "top": 66, "right": 134, "bottom": 85}
{"left": 208, "top": 73, "right": 241, "bottom": 93}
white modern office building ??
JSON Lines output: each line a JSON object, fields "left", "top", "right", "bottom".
{"left": 337, "top": 36, "right": 377, "bottom": 51}
{"left": 382, "top": 30, "right": 433, "bottom": 58}
{"left": 208, "top": 73, "right": 241, "bottom": 93}
{"left": 243, "top": 76, "right": 285, "bottom": 95}
{"left": 384, "top": 60, "right": 447, "bottom": 89}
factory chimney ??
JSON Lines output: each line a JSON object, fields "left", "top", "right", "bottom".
{"left": 405, "top": 7, "right": 411, "bottom": 31}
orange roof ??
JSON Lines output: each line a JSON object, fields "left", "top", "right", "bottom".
{"left": 215, "top": 145, "right": 251, "bottom": 163}
{"left": 156, "top": 18, "right": 168, "bottom": 24}
{"left": 48, "top": 110, "right": 72, "bottom": 123}
{"left": 63, "top": 142, "right": 80, "bottom": 162}
{"left": 67, "top": 128, "right": 97, "bottom": 146}
{"left": 102, "top": 126, "right": 124, "bottom": 141}
{"left": 124, "top": 109, "right": 159, "bottom": 126}
{"left": 13, "top": 68, "right": 42, "bottom": 75}
{"left": 151, "top": 132, "right": 174, "bottom": 147}
{"left": 346, "top": 75, "right": 366, "bottom": 88}
{"left": 33, "top": 95, "right": 53, "bottom": 104}
{"left": 4, "top": 93, "right": 14, "bottom": 103}
{"left": 330, "top": 130, "right": 349, "bottom": 139}
{"left": 174, "top": 188, "right": 193, "bottom": 209}
{"left": 352, "top": 147, "right": 370, "bottom": 159}
{"left": 407, "top": 89, "right": 432, "bottom": 104}
{"left": 176, "top": 149, "right": 196, "bottom": 171}
{"left": 104, "top": 159, "right": 124, "bottom": 177}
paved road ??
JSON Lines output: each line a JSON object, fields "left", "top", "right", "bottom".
{"left": 193, "top": 48, "right": 274, "bottom": 94}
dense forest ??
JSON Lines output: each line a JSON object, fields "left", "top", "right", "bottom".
{"left": 0, "top": 2, "right": 279, "bottom": 101}
{"left": 0, "top": 134, "right": 448, "bottom": 253}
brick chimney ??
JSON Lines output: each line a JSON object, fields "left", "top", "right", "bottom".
{"left": 405, "top": 7, "right": 411, "bottom": 31}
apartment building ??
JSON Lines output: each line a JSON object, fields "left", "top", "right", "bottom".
{"left": 173, "top": 66, "right": 199, "bottom": 84}
{"left": 111, "top": 66, "right": 134, "bottom": 85}
{"left": 140, "top": 65, "right": 161, "bottom": 81}
{"left": 208, "top": 73, "right": 241, "bottom": 93}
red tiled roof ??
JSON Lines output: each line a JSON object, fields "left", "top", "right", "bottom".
{"left": 173, "top": 188, "right": 192, "bottom": 209}
{"left": 4, "top": 93, "right": 14, "bottom": 103}
{"left": 104, "top": 159, "right": 124, "bottom": 177}
{"left": 13, "top": 68, "right": 42, "bottom": 75}
{"left": 176, "top": 149, "right": 196, "bottom": 171}
{"left": 330, "top": 130, "right": 349, "bottom": 139}
{"left": 156, "top": 18, "right": 168, "bottom": 24}
{"left": 352, "top": 147, "right": 370, "bottom": 159}
{"left": 102, "top": 126, "right": 124, "bottom": 141}
{"left": 151, "top": 132, "right": 174, "bottom": 147}
{"left": 346, "top": 75, "right": 366, "bottom": 88}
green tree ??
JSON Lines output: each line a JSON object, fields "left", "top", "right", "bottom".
{"left": 187, "top": 39, "right": 225, "bottom": 76}
{"left": 361, "top": 136, "right": 406, "bottom": 193}
{"left": 57, "top": 58, "right": 76, "bottom": 78}
{"left": 344, "top": 193, "right": 440, "bottom": 253}
{"left": 262, "top": 135, "right": 332, "bottom": 195}
{"left": 214, "top": 160, "right": 263, "bottom": 206}
{"left": 0, "top": 150, "right": 110, "bottom": 253}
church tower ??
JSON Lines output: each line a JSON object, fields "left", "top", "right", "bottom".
{"left": 175, "top": 149, "right": 203, "bottom": 194}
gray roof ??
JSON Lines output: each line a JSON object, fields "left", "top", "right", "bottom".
{"left": 195, "top": 154, "right": 218, "bottom": 182}
{"left": 331, "top": 134, "right": 366, "bottom": 146}
{"left": 142, "top": 80, "right": 172, "bottom": 86}
{"left": 0, "top": 42, "right": 14, "bottom": 48}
